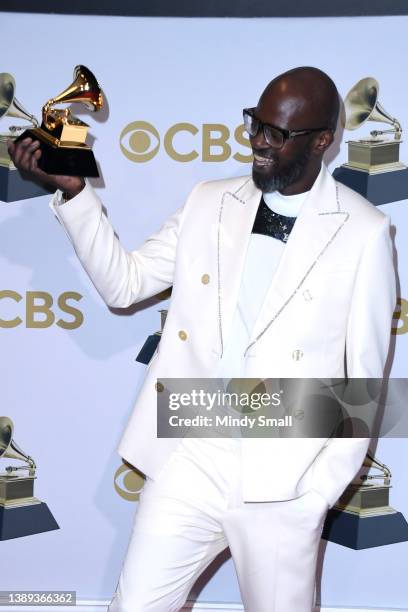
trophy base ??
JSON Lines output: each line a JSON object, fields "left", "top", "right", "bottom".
{"left": 0, "top": 502, "right": 59, "bottom": 540}
{"left": 0, "top": 164, "right": 51, "bottom": 203}
{"left": 136, "top": 333, "right": 161, "bottom": 364}
{"left": 15, "top": 128, "right": 100, "bottom": 178}
{"left": 346, "top": 138, "right": 402, "bottom": 170}
{"left": 333, "top": 165, "right": 408, "bottom": 205}
{"left": 322, "top": 507, "right": 408, "bottom": 549}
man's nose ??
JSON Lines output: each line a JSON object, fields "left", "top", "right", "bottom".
{"left": 250, "top": 128, "right": 268, "bottom": 149}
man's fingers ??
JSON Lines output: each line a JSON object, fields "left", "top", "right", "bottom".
{"left": 12, "top": 137, "right": 34, "bottom": 167}
{"left": 6, "top": 139, "right": 15, "bottom": 157}
{"left": 12, "top": 138, "right": 40, "bottom": 171}
{"left": 7, "top": 138, "right": 74, "bottom": 191}
{"left": 20, "top": 140, "right": 41, "bottom": 171}
{"left": 30, "top": 148, "right": 42, "bottom": 173}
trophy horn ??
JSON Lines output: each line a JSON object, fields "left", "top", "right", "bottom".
{"left": 344, "top": 76, "right": 401, "bottom": 138}
{"left": 42, "top": 65, "right": 103, "bottom": 130}
{"left": 361, "top": 448, "right": 391, "bottom": 486}
{"left": 0, "top": 73, "right": 39, "bottom": 129}
{"left": 0, "top": 416, "right": 36, "bottom": 476}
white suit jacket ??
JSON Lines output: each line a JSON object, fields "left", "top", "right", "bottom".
{"left": 49, "top": 164, "right": 396, "bottom": 508}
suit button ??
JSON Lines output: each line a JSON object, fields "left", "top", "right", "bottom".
{"left": 178, "top": 330, "right": 188, "bottom": 341}
{"left": 155, "top": 381, "right": 164, "bottom": 392}
{"left": 292, "top": 349, "right": 303, "bottom": 361}
{"left": 201, "top": 273, "right": 210, "bottom": 284}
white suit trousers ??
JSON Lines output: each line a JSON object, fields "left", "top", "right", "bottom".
{"left": 108, "top": 437, "right": 329, "bottom": 612}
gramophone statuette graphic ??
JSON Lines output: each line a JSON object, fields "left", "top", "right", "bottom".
{"left": 322, "top": 447, "right": 408, "bottom": 549}
{"left": 333, "top": 76, "right": 408, "bottom": 205}
{"left": 15, "top": 64, "right": 104, "bottom": 177}
{"left": 0, "top": 416, "right": 59, "bottom": 540}
{"left": 0, "top": 73, "right": 50, "bottom": 202}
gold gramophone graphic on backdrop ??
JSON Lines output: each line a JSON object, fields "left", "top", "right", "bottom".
{"left": 0, "top": 416, "right": 59, "bottom": 540}
{"left": 333, "top": 77, "right": 408, "bottom": 205}
{"left": 0, "top": 73, "right": 49, "bottom": 202}
{"left": 337, "top": 449, "right": 395, "bottom": 515}
{"left": 0, "top": 72, "right": 39, "bottom": 145}
{"left": 15, "top": 65, "right": 104, "bottom": 177}
{"left": 322, "top": 447, "right": 408, "bottom": 549}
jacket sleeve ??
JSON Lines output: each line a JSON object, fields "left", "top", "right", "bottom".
{"left": 310, "top": 214, "right": 396, "bottom": 509}
{"left": 48, "top": 181, "right": 199, "bottom": 308}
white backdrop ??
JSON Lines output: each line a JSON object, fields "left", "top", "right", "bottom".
{"left": 1, "top": 11, "right": 408, "bottom": 609}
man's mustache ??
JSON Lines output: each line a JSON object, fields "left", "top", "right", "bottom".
{"left": 251, "top": 148, "right": 278, "bottom": 162}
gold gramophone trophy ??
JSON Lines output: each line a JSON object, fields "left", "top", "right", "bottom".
{"left": 333, "top": 77, "right": 408, "bottom": 205}
{"left": 322, "top": 448, "right": 408, "bottom": 549}
{"left": 15, "top": 65, "right": 103, "bottom": 177}
{"left": 0, "top": 73, "right": 50, "bottom": 203}
{"left": 0, "top": 416, "right": 59, "bottom": 540}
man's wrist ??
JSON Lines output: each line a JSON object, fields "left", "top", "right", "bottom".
{"left": 61, "top": 181, "right": 86, "bottom": 202}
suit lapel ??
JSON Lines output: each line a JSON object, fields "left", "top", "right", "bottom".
{"left": 215, "top": 177, "right": 262, "bottom": 357}
{"left": 245, "top": 166, "right": 350, "bottom": 354}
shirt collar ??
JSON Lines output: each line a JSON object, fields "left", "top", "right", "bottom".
{"left": 262, "top": 163, "right": 323, "bottom": 218}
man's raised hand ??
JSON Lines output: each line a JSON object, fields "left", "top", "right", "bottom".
{"left": 7, "top": 137, "right": 85, "bottom": 200}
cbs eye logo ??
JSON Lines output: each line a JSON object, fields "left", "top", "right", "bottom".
{"left": 120, "top": 121, "right": 161, "bottom": 163}
{"left": 114, "top": 462, "right": 146, "bottom": 501}
{"left": 119, "top": 121, "right": 252, "bottom": 164}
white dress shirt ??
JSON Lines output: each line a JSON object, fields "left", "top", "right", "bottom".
{"left": 217, "top": 187, "right": 310, "bottom": 381}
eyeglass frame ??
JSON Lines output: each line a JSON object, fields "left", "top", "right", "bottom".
{"left": 243, "top": 107, "right": 331, "bottom": 149}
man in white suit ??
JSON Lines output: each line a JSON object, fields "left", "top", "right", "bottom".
{"left": 9, "top": 67, "right": 396, "bottom": 612}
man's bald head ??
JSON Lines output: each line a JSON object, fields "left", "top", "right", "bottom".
{"left": 259, "top": 66, "right": 340, "bottom": 132}
{"left": 250, "top": 67, "right": 339, "bottom": 194}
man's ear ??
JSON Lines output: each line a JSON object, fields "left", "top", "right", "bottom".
{"left": 314, "top": 129, "right": 334, "bottom": 153}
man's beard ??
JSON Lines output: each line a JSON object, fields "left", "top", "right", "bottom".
{"left": 252, "top": 147, "right": 312, "bottom": 193}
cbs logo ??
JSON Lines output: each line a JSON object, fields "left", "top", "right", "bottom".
{"left": 114, "top": 462, "right": 145, "bottom": 502}
{"left": 120, "top": 121, "right": 252, "bottom": 163}
{"left": 0, "top": 291, "right": 84, "bottom": 329}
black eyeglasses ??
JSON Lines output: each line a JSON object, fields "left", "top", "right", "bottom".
{"left": 243, "top": 107, "right": 330, "bottom": 149}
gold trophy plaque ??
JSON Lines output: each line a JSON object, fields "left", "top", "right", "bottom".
{"left": 333, "top": 77, "right": 408, "bottom": 205}
{"left": 15, "top": 65, "right": 103, "bottom": 178}
{"left": 0, "top": 416, "right": 59, "bottom": 540}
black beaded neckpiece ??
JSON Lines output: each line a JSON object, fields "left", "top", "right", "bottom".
{"left": 251, "top": 196, "right": 297, "bottom": 243}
